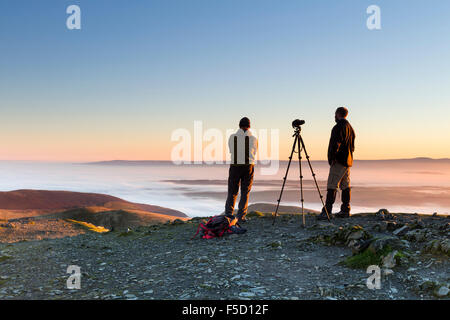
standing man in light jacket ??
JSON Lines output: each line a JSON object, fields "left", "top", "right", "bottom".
{"left": 224, "top": 117, "right": 258, "bottom": 223}
{"left": 318, "top": 107, "right": 356, "bottom": 220}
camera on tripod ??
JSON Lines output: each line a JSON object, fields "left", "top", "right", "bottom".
{"left": 273, "top": 118, "right": 331, "bottom": 226}
{"left": 292, "top": 119, "right": 306, "bottom": 128}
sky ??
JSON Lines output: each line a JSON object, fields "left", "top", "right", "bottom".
{"left": 1, "top": 0, "right": 449, "bottom": 161}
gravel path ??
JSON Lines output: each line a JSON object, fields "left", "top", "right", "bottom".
{"left": 0, "top": 213, "right": 449, "bottom": 300}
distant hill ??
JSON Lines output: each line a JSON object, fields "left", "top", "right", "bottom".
{"left": 0, "top": 190, "right": 190, "bottom": 239}
{"left": 247, "top": 203, "right": 319, "bottom": 214}
{"left": 84, "top": 158, "right": 450, "bottom": 166}
{"left": 361, "top": 157, "right": 450, "bottom": 162}
{"left": 43, "top": 207, "right": 188, "bottom": 231}
{"left": 0, "top": 189, "right": 187, "bottom": 219}
{"left": 84, "top": 160, "right": 174, "bottom": 166}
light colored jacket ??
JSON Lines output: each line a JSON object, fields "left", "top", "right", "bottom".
{"left": 228, "top": 129, "right": 258, "bottom": 165}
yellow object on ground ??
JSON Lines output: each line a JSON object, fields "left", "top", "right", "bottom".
{"left": 66, "top": 219, "right": 109, "bottom": 233}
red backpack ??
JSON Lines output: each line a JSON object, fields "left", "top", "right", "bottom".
{"left": 192, "top": 215, "right": 236, "bottom": 239}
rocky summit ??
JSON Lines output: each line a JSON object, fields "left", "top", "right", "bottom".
{"left": 0, "top": 210, "right": 449, "bottom": 300}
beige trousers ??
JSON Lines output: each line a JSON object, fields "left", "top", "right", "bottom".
{"left": 327, "top": 162, "right": 350, "bottom": 190}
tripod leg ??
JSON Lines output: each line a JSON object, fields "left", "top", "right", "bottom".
{"left": 273, "top": 134, "right": 298, "bottom": 225}
{"left": 297, "top": 135, "right": 305, "bottom": 227}
{"left": 299, "top": 135, "right": 331, "bottom": 222}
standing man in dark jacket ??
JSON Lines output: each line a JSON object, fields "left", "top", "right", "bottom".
{"left": 318, "top": 107, "right": 355, "bottom": 220}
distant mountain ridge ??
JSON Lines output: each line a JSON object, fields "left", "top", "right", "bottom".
{"left": 0, "top": 189, "right": 187, "bottom": 218}
{"left": 84, "top": 157, "right": 450, "bottom": 166}
{"left": 0, "top": 190, "right": 190, "bottom": 241}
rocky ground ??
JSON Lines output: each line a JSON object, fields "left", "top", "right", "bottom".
{"left": 0, "top": 210, "right": 449, "bottom": 300}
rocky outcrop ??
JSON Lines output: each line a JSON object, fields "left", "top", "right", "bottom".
{"left": 424, "top": 239, "right": 450, "bottom": 256}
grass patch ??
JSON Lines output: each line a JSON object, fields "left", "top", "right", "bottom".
{"left": 247, "top": 211, "right": 265, "bottom": 218}
{"left": 118, "top": 231, "right": 135, "bottom": 237}
{"left": 66, "top": 219, "right": 109, "bottom": 233}
{"left": 342, "top": 245, "right": 394, "bottom": 269}
{"left": 0, "top": 255, "right": 12, "bottom": 263}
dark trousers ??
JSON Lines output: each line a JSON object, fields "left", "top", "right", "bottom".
{"left": 225, "top": 164, "right": 254, "bottom": 218}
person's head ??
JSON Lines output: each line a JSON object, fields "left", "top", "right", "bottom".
{"left": 239, "top": 117, "right": 251, "bottom": 131}
{"left": 335, "top": 107, "right": 348, "bottom": 122}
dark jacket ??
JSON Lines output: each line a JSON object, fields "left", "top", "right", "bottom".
{"left": 327, "top": 119, "right": 355, "bottom": 167}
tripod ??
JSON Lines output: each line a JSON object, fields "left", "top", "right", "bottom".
{"left": 272, "top": 126, "right": 331, "bottom": 226}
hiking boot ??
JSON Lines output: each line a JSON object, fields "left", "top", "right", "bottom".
{"left": 317, "top": 210, "right": 333, "bottom": 220}
{"left": 237, "top": 217, "right": 247, "bottom": 223}
{"left": 236, "top": 213, "right": 247, "bottom": 223}
{"left": 335, "top": 211, "right": 350, "bottom": 218}
{"left": 317, "top": 211, "right": 331, "bottom": 220}
{"left": 317, "top": 189, "right": 336, "bottom": 220}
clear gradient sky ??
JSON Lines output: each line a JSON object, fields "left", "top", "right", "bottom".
{"left": 1, "top": 0, "right": 449, "bottom": 161}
